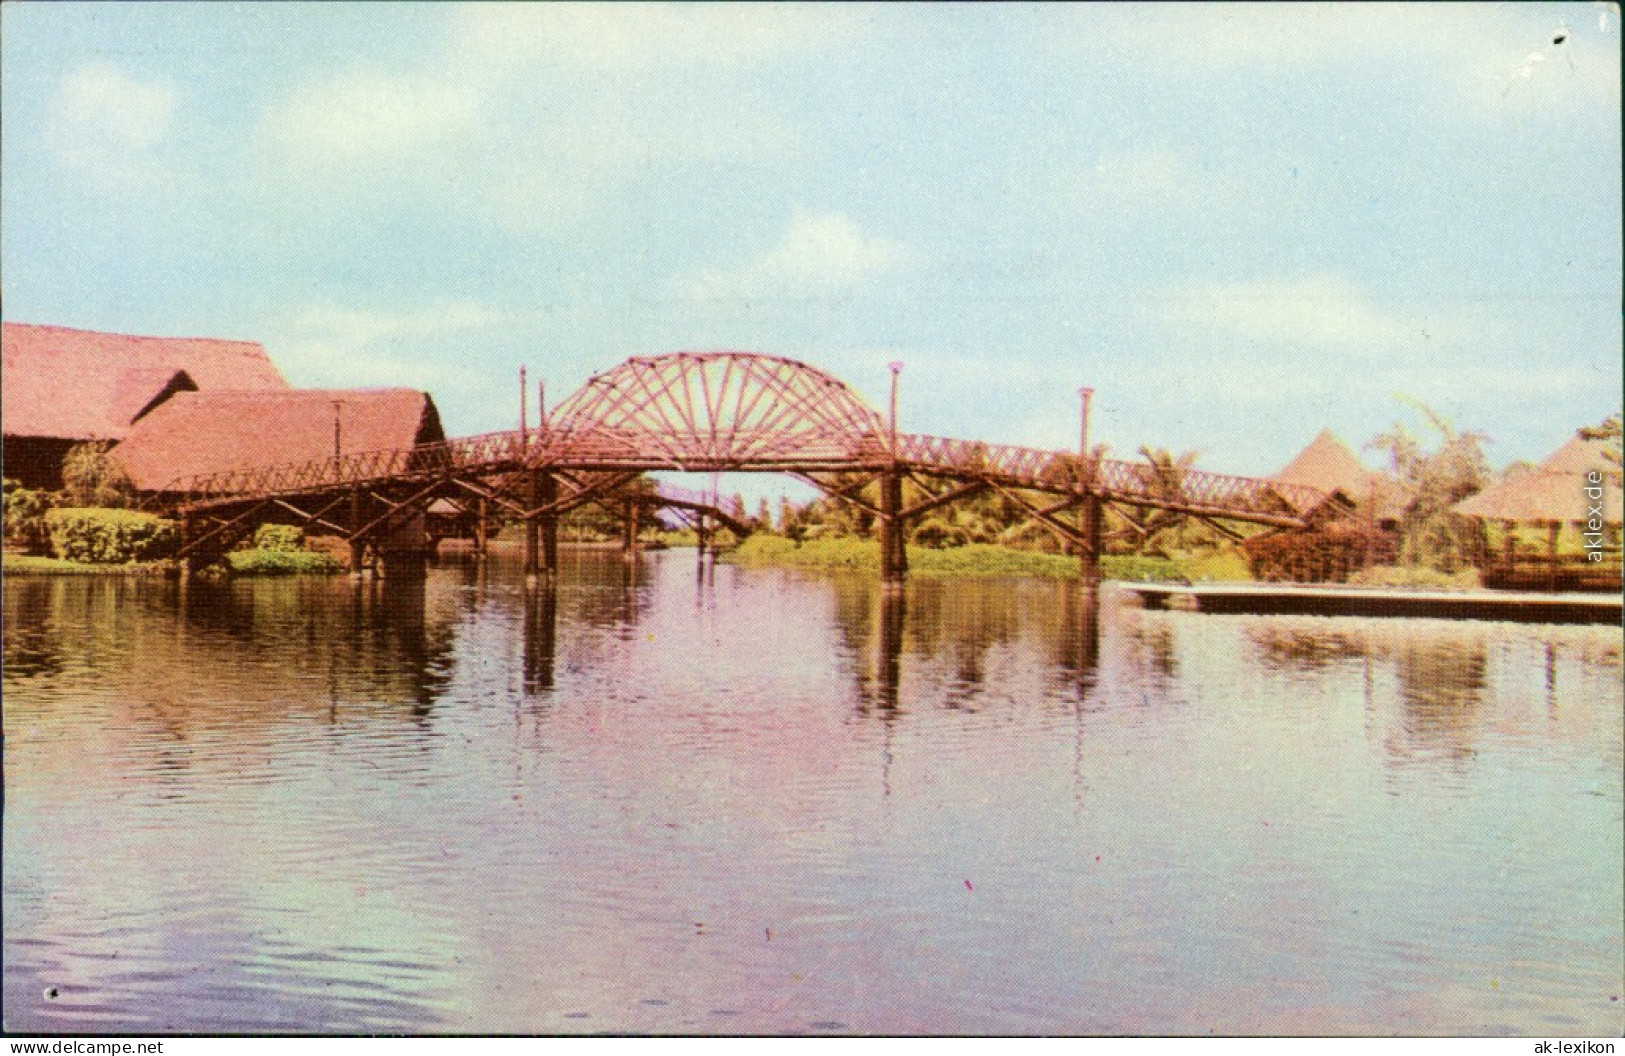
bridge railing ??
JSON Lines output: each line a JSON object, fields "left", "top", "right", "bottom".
{"left": 546, "top": 424, "right": 870, "bottom": 466}
{"left": 151, "top": 428, "right": 536, "bottom": 507}
{"left": 892, "top": 433, "right": 1328, "bottom": 521}
{"left": 149, "top": 424, "right": 1328, "bottom": 528}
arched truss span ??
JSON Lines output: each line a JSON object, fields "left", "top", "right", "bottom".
{"left": 547, "top": 352, "right": 887, "bottom": 469}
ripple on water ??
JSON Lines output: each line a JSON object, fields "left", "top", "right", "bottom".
{"left": 4, "top": 559, "right": 1621, "bottom": 1035}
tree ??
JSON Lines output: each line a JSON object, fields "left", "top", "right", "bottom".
{"left": 1367, "top": 398, "right": 1492, "bottom": 571}
{"left": 59, "top": 441, "right": 135, "bottom": 509}
{"left": 1579, "top": 412, "right": 1622, "bottom": 486}
{"left": 3, "top": 478, "right": 51, "bottom": 551}
{"left": 1122, "top": 446, "right": 1201, "bottom": 556}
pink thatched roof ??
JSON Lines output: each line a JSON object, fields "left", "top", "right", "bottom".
{"left": 1273, "top": 429, "right": 1410, "bottom": 520}
{"left": 1455, "top": 434, "right": 1622, "bottom": 525}
{"left": 113, "top": 388, "right": 445, "bottom": 492}
{"left": 1, "top": 322, "right": 287, "bottom": 441}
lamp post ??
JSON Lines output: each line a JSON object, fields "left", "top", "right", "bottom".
{"left": 1077, "top": 386, "right": 1101, "bottom": 591}
{"left": 332, "top": 399, "right": 344, "bottom": 463}
{"left": 888, "top": 361, "right": 904, "bottom": 456}
{"left": 1078, "top": 387, "right": 1093, "bottom": 467}
{"left": 519, "top": 365, "right": 528, "bottom": 452}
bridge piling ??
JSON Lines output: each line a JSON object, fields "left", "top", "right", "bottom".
{"left": 153, "top": 353, "right": 1325, "bottom": 595}
{"left": 523, "top": 469, "right": 555, "bottom": 587}
{"left": 879, "top": 469, "right": 907, "bottom": 590}
{"left": 622, "top": 500, "right": 640, "bottom": 562}
{"left": 1079, "top": 492, "right": 1103, "bottom": 591}
{"left": 349, "top": 487, "right": 366, "bottom": 579}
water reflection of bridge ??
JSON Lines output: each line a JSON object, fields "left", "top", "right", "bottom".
{"left": 11, "top": 561, "right": 1612, "bottom": 785}
{"left": 151, "top": 352, "right": 1331, "bottom": 585}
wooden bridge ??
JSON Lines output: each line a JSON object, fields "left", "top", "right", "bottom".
{"left": 149, "top": 351, "right": 1333, "bottom": 584}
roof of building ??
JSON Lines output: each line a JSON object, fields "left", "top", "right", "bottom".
{"left": 1273, "top": 429, "right": 1411, "bottom": 521}
{"left": 113, "top": 388, "right": 445, "bottom": 492}
{"left": 1454, "top": 433, "right": 1622, "bottom": 525}
{"left": 1, "top": 322, "right": 288, "bottom": 441}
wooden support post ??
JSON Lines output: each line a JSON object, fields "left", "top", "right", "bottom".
{"left": 524, "top": 470, "right": 541, "bottom": 586}
{"left": 1079, "top": 491, "right": 1103, "bottom": 592}
{"left": 538, "top": 472, "right": 558, "bottom": 579}
{"left": 622, "top": 499, "right": 640, "bottom": 561}
{"left": 475, "top": 496, "right": 489, "bottom": 557}
{"left": 1547, "top": 520, "right": 1560, "bottom": 592}
{"left": 1078, "top": 385, "right": 1101, "bottom": 593}
{"left": 380, "top": 548, "right": 427, "bottom": 581}
{"left": 879, "top": 469, "right": 907, "bottom": 588}
{"left": 180, "top": 514, "right": 203, "bottom": 579}
{"left": 349, "top": 487, "right": 366, "bottom": 579}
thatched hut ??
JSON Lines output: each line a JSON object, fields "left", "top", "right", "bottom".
{"left": 1, "top": 322, "right": 288, "bottom": 489}
{"left": 113, "top": 388, "right": 447, "bottom": 497}
{"left": 1454, "top": 433, "right": 1622, "bottom": 591}
{"left": 1272, "top": 428, "right": 1409, "bottom": 528}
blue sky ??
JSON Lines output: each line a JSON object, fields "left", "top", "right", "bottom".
{"left": 3, "top": 1, "right": 1620, "bottom": 487}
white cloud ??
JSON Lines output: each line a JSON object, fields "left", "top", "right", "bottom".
{"left": 270, "top": 301, "right": 504, "bottom": 389}
{"left": 1165, "top": 276, "right": 1452, "bottom": 350}
{"left": 267, "top": 67, "right": 477, "bottom": 166}
{"left": 255, "top": 10, "right": 810, "bottom": 233}
{"left": 1088, "top": 148, "right": 1193, "bottom": 205}
{"left": 55, "top": 62, "right": 176, "bottom": 149}
{"left": 1063, "top": 3, "right": 1620, "bottom": 112}
{"left": 690, "top": 212, "right": 917, "bottom": 300}
{"left": 452, "top": 2, "right": 852, "bottom": 70}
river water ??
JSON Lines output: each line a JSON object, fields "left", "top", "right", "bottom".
{"left": 3, "top": 550, "right": 1621, "bottom": 1036}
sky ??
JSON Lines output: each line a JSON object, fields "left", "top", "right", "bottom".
{"left": 3, "top": 1, "right": 1621, "bottom": 493}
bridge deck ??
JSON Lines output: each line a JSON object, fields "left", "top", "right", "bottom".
{"left": 153, "top": 428, "right": 1325, "bottom": 530}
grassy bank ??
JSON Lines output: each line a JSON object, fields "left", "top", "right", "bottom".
{"left": 225, "top": 548, "right": 345, "bottom": 575}
{"left": 724, "top": 535, "right": 1192, "bottom": 582}
{"left": 4, "top": 549, "right": 343, "bottom": 577}
{"left": 3, "top": 553, "right": 174, "bottom": 576}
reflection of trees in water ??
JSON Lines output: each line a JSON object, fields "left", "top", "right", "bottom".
{"left": 1246, "top": 626, "right": 1369, "bottom": 673}
{"left": 2, "top": 577, "right": 66, "bottom": 680}
{"left": 1119, "top": 615, "right": 1178, "bottom": 690}
{"left": 561, "top": 554, "right": 656, "bottom": 635}
{"left": 904, "top": 579, "right": 1025, "bottom": 695}
{"left": 821, "top": 574, "right": 1103, "bottom": 715}
{"left": 1245, "top": 618, "right": 1491, "bottom": 766}
{"left": 5, "top": 574, "right": 463, "bottom": 752}
{"left": 822, "top": 575, "right": 893, "bottom": 714}
{"left": 1386, "top": 635, "right": 1487, "bottom": 766}
{"left": 1053, "top": 586, "right": 1101, "bottom": 697}
{"left": 523, "top": 585, "right": 557, "bottom": 695}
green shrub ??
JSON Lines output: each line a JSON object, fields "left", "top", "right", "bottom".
{"left": 911, "top": 517, "right": 970, "bottom": 550}
{"left": 59, "top": 442, "right": 135, "bottom": 509}
{"left": 226, "top": 548, "right": 344, "bottom": 575}
{"left": 1347, "top": 564, "right": 1480, "bottom": 590}
{"left": 1243, "top": 525, "right": 1398, "bottom": 583}
{"left": 912, "top": 543, "right": 1076, "bottom": 578}
{"left": 44, "top": 508, "right": 178, "bottom": 563}
{"left": 1182, "top": 548, "right": 1254, "bottom": 582}
{"left": 251, "top": 523, "right": 305, "bottom": 552}
{"left": 1099, "top": 554, "right": 1189, "bottom": 584}
{"left": 728, "top": 534, "right": 1192, "bottom": 581}
{"left": 3, "top": 479, "right": 51, "bottom": 551}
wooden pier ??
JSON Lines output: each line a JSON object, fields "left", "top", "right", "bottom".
{"left": 1124, "top": 583, "right": 1622, "bottom": 625}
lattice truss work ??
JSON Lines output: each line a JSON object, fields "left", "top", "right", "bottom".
{"left": 889, "top": 435, "right": 1328, "bottom": 527}
{"left": 144, "top": 351, "right": 1336, "bottom": 567}
{"left": 547, "top": 352, "right": 887, "bottom": 468}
